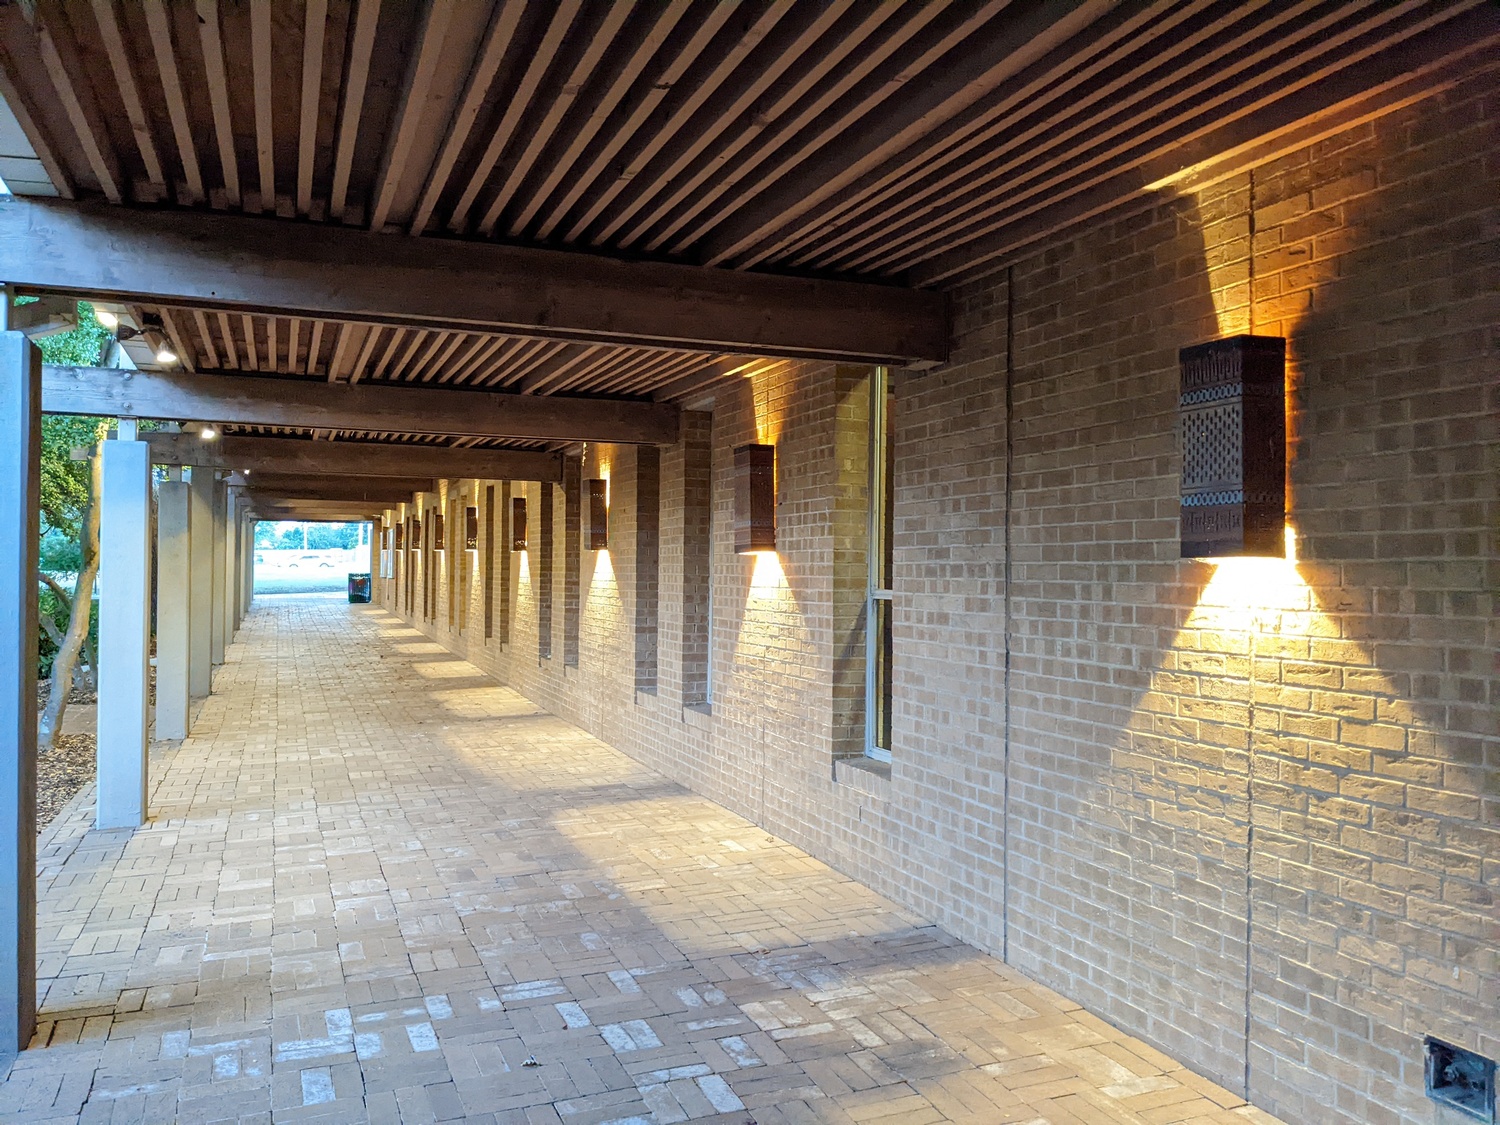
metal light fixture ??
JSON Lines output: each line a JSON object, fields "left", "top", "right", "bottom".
{"left": 433, "top": 511, "right": 446, "bottom": 549}
{"left": 585, "top": 479, "right": 608, "bottom": 550}
{"left": 409, "top": 516, "right": 421, "bottom": 547}
{"left": 511, "top": 497, "right": 527, "bottom": 551}
{"left": 465, "top": 505, "right": 479, "bottom": 551}
{"left": 394, "top": 523, "right": 404, "bottom": 550}
{"left": 733, "top": 443, "right": 776, "bottom": 554}
{"left": 1179, "top": 335, "right": 1286, "bottom": 558}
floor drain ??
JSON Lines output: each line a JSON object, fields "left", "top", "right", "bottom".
{"left": 1426, "top": 1037, "right": 1496, "bottom": 1122}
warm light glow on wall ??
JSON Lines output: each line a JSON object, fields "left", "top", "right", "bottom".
{"left": 1198, "top": 524, "right": 1303, "bottom": 626}
{"left": 591, "top": 547, "right": 615, "bottom": 587}
{"left": 748, "top": 550, "right": 785, "bottom": 595}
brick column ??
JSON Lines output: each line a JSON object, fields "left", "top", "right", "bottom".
{"left": 0, "top": 332, "right": 38, "bottom": 1075}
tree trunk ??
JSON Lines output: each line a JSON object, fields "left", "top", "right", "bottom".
{"left": 37, "top": 572, "right": 71, "bottom": 657}
{"left": 38, "top": 429, "right": 104, "bottom": 753}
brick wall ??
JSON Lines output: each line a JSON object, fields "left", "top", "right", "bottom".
{"left": 375, "top": 74, "right": 1497, "bottom": 1125}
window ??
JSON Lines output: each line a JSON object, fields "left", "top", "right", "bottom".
{"left": 866, "top": 366, "right": 894, "bottom": 762}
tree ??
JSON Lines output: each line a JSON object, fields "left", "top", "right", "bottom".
{"left": 32, "top": 300, "right": 112, "bottom": 751}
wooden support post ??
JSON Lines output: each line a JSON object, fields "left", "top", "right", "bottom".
{"left": 0, "top": 332, "right": 39, "bottom": 1076}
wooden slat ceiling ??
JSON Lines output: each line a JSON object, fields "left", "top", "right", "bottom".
{"left": 129, "top": 301, "right": 796, "bottom": 403}
{"left": 2, "top": 0, "right": 1492, "bottom": 452}
{"left": 3, "top": 0, "right": 1486, "bottom": 288}
{"left": 215, "top": 424, "right": 549, "bottom": 451}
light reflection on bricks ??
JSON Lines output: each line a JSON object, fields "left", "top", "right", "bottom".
{"left": 1, "top": 595, "right": 1284, "bottom": 1123}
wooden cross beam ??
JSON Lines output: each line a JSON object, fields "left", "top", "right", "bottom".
{"left": 240, "top": 475, "right": 433, "bottom": 504}
{"left": 245, "top": 500, "right": 382, "bottom": 521}
{"left": 0, "top": 197, "right": 947, "bottom": 364}
{"left": 146, "top": 432, "right": 564, "bottom": 482}
{"left": 41, "top": 365, "right": 679, "bottom": 444}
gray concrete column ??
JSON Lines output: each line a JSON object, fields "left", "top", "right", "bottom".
{"left": 210, "top": 477, "right": 226, "bottom": 665}
{"left": 155, "top": 471, "right": 191, "bottom": 740}
{"left": 188, "top": 468, "right": 214, "bottom": 698}
{"left": 95, "top": 428, "right": 151, "bottom": 830}
{"left": 242, "top": 518, "right": 255, "bottom": 618}
{"left": 0, "top": 331, "right": 39, "bottom": 1075}
{"left": 233, "top": 514, "right": 247, "bottom": 630}
{"left": 222, "top": 488, "right": 239, "bottom": 645}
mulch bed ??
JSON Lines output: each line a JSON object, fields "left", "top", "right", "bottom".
{"left": 35, "top": 679, "right": 97, "bottom": 832}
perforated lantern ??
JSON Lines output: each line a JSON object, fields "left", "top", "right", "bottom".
{"left": 586, "top": 479, "right": 608, "bottom": 550}
{"left": 1179, "top": 335, "right": 1286, "bottom": 558}
{"left": 465, "top": 506, "right": 479, "bottom": 551}
{"left": 511, "top": 497, "right": 527, "bottom": 551}
{"left": 733, "top": 443, "right": 776, "bottom": 553}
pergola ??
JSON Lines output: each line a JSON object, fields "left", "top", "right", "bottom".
{"left": 0, "top": 0, "right": 1494, "bottom": 1084}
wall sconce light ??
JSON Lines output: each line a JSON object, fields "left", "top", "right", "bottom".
{"left": 433, "top": 511, "right": 446, "bottom": 549}
{"left": 465, "top": 505, "right": 479, "bottom": 551}
{"left": 511, "top": 497, "right": 527, "bottom": 551}
{"left": 585, "top": 478, "right": 608, "bottom": 550}
{"left": 1180, "top": 335, "right": 1286, "bottom": 558}
{"left": 410, "top": 516, "right": 421, "bottom": 547}
{"left": 394, "top": 522, "right": 404, "bottom": 550}
{"left": 733, "top": 443, "right": 776, "bottom": 554}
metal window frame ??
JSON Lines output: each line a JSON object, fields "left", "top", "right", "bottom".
{"left": 865, "top": 365, "right": 893, "bottom": 763}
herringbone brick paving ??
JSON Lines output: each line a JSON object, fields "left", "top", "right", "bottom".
{"left": 3, "top": 596, "right": 1285, "bottom": 1124}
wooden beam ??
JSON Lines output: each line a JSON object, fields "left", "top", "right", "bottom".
{"left": 296, "top": 0, "right": 329, "bottom": 218}
{"left": 42, "top": 366, "right": 680, "bottom": 444}
{"left": 90, "top": 0, "right": 166, "bottom": 191}
{"left": 247, "top": 500, "right": 381, "bottom": 520}
{"left": 328, "top": 0, "right": 379, "bottom": 223}
{"left": 244, "top": 476, "right": 432, "bottom": 503}
{"left": 194, "top": 0, "right": 240, "bottom": 207}
{"left": 146, "top": 434, "right": 564, "bottom": 481}
{"left": 368, "top": 0, "right": 455, "bottom": 232}
{"left": 249, "top": 0, "right": 275, "bottom": 213}
{"left": 0, "top": 198, "right": 945, "bottom": 364}
{"left": 33, "top": 0, "right": 123, "bottom": 202}
{"left": 910, "top": 9, "right": 1500, "bottom": 287}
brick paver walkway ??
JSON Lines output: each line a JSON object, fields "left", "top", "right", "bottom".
{"left": 3, "top": 596, "right": 1284, "bottom": 1124}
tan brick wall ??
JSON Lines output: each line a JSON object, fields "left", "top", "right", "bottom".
{"left": 374, "top": 74, "right": 1497, "bottom": 1125}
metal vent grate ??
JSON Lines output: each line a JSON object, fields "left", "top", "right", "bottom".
{"left": 1427, "top": 1037, "right": 1496, "bottom": 1122}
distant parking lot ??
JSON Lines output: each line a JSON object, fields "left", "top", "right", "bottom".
{"left": 253, "top": 548, "right": 368, "bottom": 594}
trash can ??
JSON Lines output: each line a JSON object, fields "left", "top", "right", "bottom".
{"left": 347, "top": 572, "right": 371, "bottom": 603}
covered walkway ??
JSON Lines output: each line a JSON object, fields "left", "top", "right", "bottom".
{"left": 3, "top": 597, "right": 1276, "bottom": 1125}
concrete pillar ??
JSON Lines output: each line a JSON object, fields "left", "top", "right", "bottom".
{"left": 242, "top": 518, "right": 255, "bottom": 618}
{"left": 188, "top": 468, "right": 214, "bottom": 697}
{"left": 222, "top": 488, "right": 238, "bottom": 645}
{"left": 95, "top": 427, "right": 151, "bottom": 830}
{"left": 0, "top": 331, "right": 39, "bottom": 1075}
{"left": 210, "top": 478, "right": 226, "bottom": 665}
{"left": 233, "top": 514, "right": 246, "bottom": 630}
{"left": 155, "top": 471, "right": 191, "bottom": 740}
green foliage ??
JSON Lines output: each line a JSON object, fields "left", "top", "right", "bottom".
{"left": 36, "top": 584, "right": 95, "bottom": 681}
{"left": 38, "top": 528, "right": 81, "bottom": 574}
{"left": 255, "top": 521, "right": 360, "bottom": 550}
{"left": 34, "top": 300, "right": 112, "bottom": 367}
{"left": 39, "top": 414, "right": 104, "bottom": 537}
{"left": 306, "top": 523, "right": 359, "bottom": 550}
